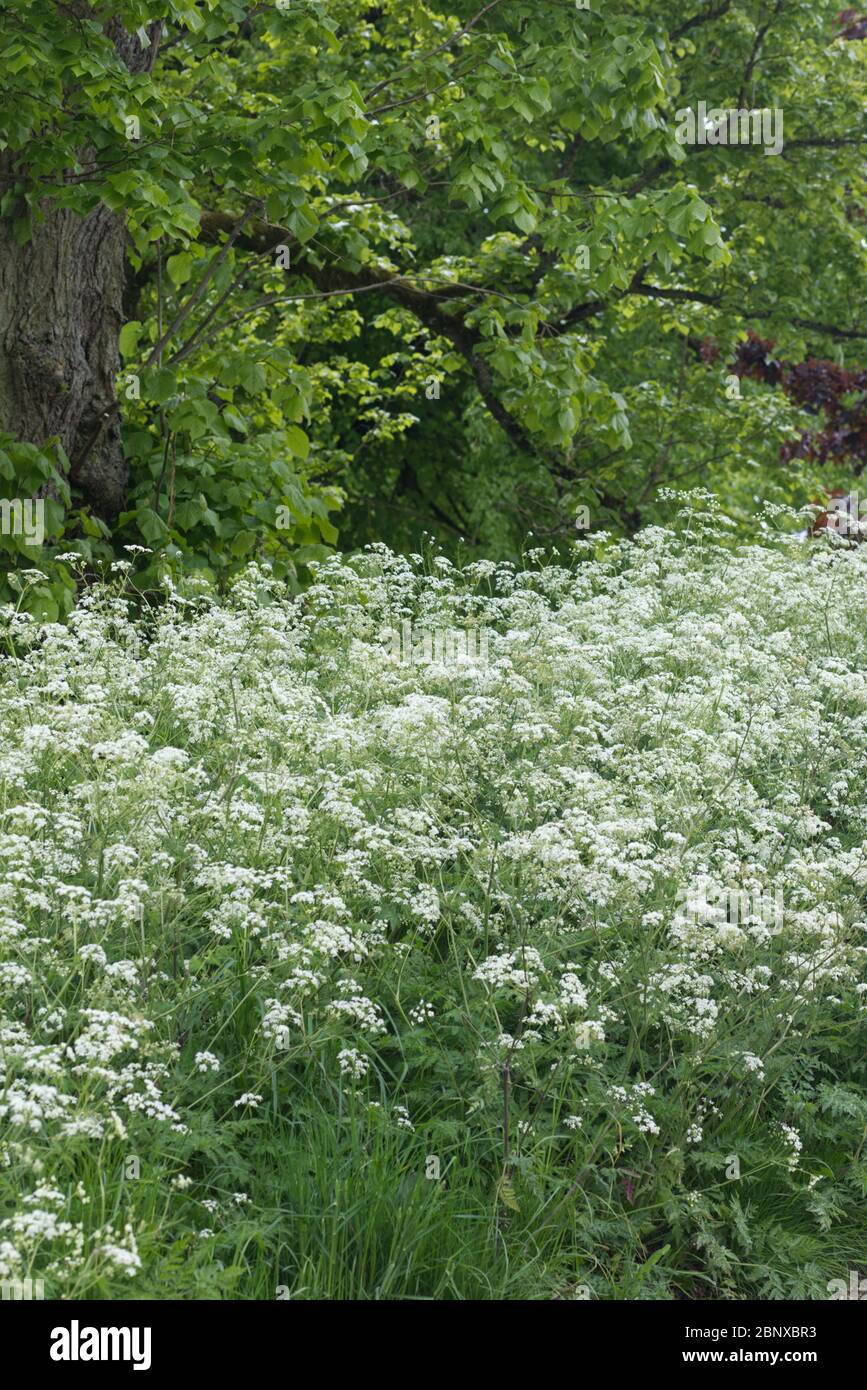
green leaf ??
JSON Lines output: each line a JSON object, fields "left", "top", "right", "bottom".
{"left": 119, "top": 321, "right": 144, "bottom": 359}
{"left": 284, "top": 425, "right": 309, "bottom": 459}
{"left": 166, "top": 252, "right": 194, "bottom": 287}
{"left": 146, "top": 367, "right": 179, "bottom": 404}
{"left": 136, "top": 507, "right": 170, "bottom": 545}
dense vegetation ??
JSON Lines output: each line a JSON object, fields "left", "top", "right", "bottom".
{"left": 2, "top": 514, "right": 867, "bottom": 1300}
{"left": 0, "top": 1, "right": 865, "bottom": 618}
{"left": 1, "top": 2, "right": 867, "bottom": 1303}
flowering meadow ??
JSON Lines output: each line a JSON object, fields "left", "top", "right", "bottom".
{"left": 2, "top": 513, "right": 867, "bottom": 1300}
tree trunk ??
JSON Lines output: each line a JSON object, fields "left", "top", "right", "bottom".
{"left": 0, "top": 19, "right": 154, "bottom": 521}
{"left": 0, "top": 191, "right": 128, "bottom": 517}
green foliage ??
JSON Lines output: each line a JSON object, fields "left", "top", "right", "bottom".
{"left": 0, "top": 433, "right": 76, "bottom": 621}
{"left": 1, "top": 1, "right": 864, "bottom": 579}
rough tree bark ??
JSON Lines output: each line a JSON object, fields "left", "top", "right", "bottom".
{"left": 0, "top": 191, "right": 128, "bottom": 516}
{"left": 0, "top": 18, "right": 153, "bottom": 520}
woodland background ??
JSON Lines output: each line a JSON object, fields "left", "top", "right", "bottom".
{"left": 0, "top": 1, "right": 865, "bottom": 615}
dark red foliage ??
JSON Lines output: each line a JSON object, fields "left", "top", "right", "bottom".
{"left": 785, "top": 359, "right": 867, "bottom": 416}
{"left": 731, "top": 333, "right": 867, "bottom": 472}
{"left": 732, "top": 331, "right": 784, "bottom": 385}
{"left": 838, "top": 9, "right": 867, "bottom": 38}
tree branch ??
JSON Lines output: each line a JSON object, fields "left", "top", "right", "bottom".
{"left": 738, "top": 0, "right": 785, "bottom": 108}
{"left": 198, "top": 210, "right": 544, "bottom": 458}
{"left": 671, "top": 1, "right": 733, "bottom": 40}
{"left": 364, "top": 0, "right": 506, "bottom": 101}
{"left": 633, "top": 282, "right": 867, "bottom": 340}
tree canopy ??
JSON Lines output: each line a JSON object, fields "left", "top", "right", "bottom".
{"left": 0, "top": 1, "right": 865, "bottom": 614}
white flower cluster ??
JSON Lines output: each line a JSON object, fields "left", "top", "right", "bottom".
{"left": 2, "top": 532, "right": 867, "bottom": 1291}
{"left": 472, "top": 948, "right": 545, "bottom": 991}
